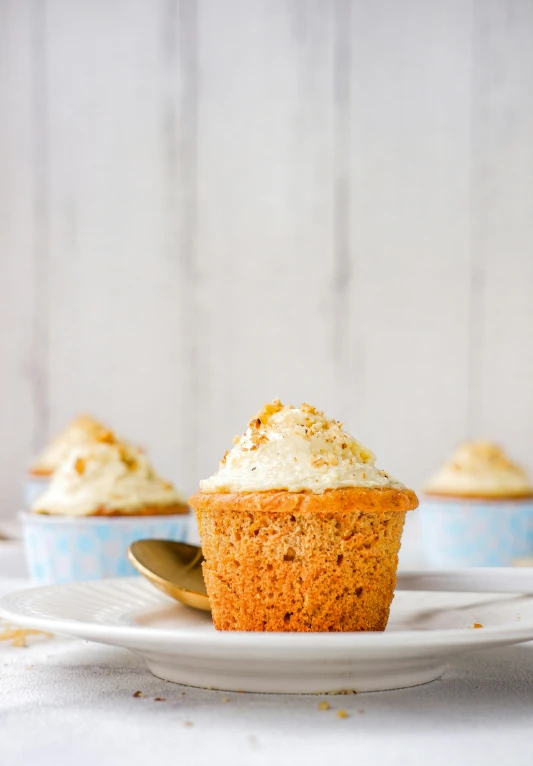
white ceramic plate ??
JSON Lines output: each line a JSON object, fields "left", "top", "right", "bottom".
{"left": 2, "top": 571, "right": 533, "bottom": 694}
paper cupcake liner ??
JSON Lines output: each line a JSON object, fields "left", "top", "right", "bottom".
{"left": 418, "top": 497, "right": 533, "bottom": 567}
{"left": 21, "top": 511, "right": 191, "bottom": 585}
{"left": 24, "top": 476, "right": 51, "bottom": 508}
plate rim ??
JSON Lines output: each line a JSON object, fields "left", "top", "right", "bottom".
{"left": 2, "top": 571, "right": 533, "bottom": 653}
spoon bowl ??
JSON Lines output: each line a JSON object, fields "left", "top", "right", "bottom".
{"left": 128, "top": 539, "right": 211, "bottom": 612}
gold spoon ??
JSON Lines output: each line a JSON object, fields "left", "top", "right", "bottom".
{"left": 128, "top": 539, "right": 211, "bottom": 612}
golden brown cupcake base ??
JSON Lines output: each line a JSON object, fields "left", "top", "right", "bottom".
{"left": 190, "top": 488, "right": 418, "bottom": 633}
{"left": 35, "top": 503, "right": 189, "bottom": 517}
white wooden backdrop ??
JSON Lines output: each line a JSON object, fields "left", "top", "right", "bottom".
{"left": 1, "top": 0, "right": 533, "bottom": 518}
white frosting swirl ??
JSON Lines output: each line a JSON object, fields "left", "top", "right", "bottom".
{"left": 424, "top": 441, "right": 533, "bottom": 498}
{"left": 30, "top": 415, "right": 115, "bottom": 475}
{"left": 199, "top": 400, "right": 404, "bottom": 494}
{"left": 32, "top": 441, "right": 186, "bottom": 516}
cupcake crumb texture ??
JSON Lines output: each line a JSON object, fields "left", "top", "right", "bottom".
{"left": 31, "top": 436, "right": 186, "bottom": 516}
{"left": 200, "top": 400, "right": 404, "bottom": 494}
{"left": 424, "top": 441, "right": 533, "bottom": 499}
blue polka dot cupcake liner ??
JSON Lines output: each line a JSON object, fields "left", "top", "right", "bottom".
{"left": 21, "top": 511, "right": 191, "bottom": 585}
{"left": 418, "top": 497, "right": 533, "bottom": 567}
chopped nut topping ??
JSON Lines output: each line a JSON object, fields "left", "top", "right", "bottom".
{"left": 117, "top": 444, "right": 138, "bottom": 471}
{"left": 253, "top": 399, "right": 284, "bottom": 425}
{"left": 96, "top": 430, "right": 115, "bottom": 444}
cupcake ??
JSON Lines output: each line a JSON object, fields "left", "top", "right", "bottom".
{"left": 189, "top": 400, "right": 418, "bottom": 632}
{"left": 420, "top": 442, "right": 533, "bottom": 567}
{"left": 25, "top": 415, "right": 114, "bottom": 505}
{"left": 23, "top": 437, "right": 190, "bottom": 584}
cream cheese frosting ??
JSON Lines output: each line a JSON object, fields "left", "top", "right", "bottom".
{"left": 424, "top": 441, "right": 533, "bottom": 498}
{"left": 199, "top": 400, "right": 404, "bottom": 494}
{"left": 30, "top": 415, "right": 115, "bottom": 475}
{"left": 32, "top": 440, "right": 186, "bottom": 516}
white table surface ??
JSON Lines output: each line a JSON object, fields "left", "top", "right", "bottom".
{"left": 1, "top": 541, "right": 533, "bottom": 766}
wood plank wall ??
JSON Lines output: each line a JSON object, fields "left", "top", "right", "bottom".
{"left": 1, "top": 0, "right": 533, "bottom": 518}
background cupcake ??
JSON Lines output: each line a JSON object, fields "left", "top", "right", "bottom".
{"left": 420, "top": 441, "right": 533, "bottom": 567}
{"left": 189, "top": 400, "right": 418, "bottom": 632}
{"left": 26, "top": 415, "right": 114, "bottom": 506}
{"left": 23, "top": 436, "right": 189, "bottom": 583}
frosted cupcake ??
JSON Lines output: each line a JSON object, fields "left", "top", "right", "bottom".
{"left": 420, "top": 442, "right": 533, "bottom": 567}
{"left": 32, "top": 440, "right": 187, "bottom": 517}
{"left": 189, "top": 400, "right": 418, "bottom": 632}
{"left": 26, "top": 415, "right": 114, "bottom": 505}
{"left": 23, "top": 438, "right": 189, "bottom": 583}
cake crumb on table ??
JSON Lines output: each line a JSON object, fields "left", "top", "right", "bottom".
{"left": 132, "top": 691, "right": 145, "bottom": 698}
{"left": 221, "top": 696, "right": 230, "bottom": 703}
{"left": 154, "top": 697, "right": 166, "bottom": 702}
{"left": 337, "top": 710, "right": 349, "bottom": 719}
{"left": 326, "top": 689, "right": 357, "bottom": 695}
{"left": 318, "top": 701, "right": 330, "bottom": 711}
{"left": 184, "top": 721, "right": 194, "bottom": 727}
{"left": 0, "top": 626, "right": 51, "bottom": 648}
